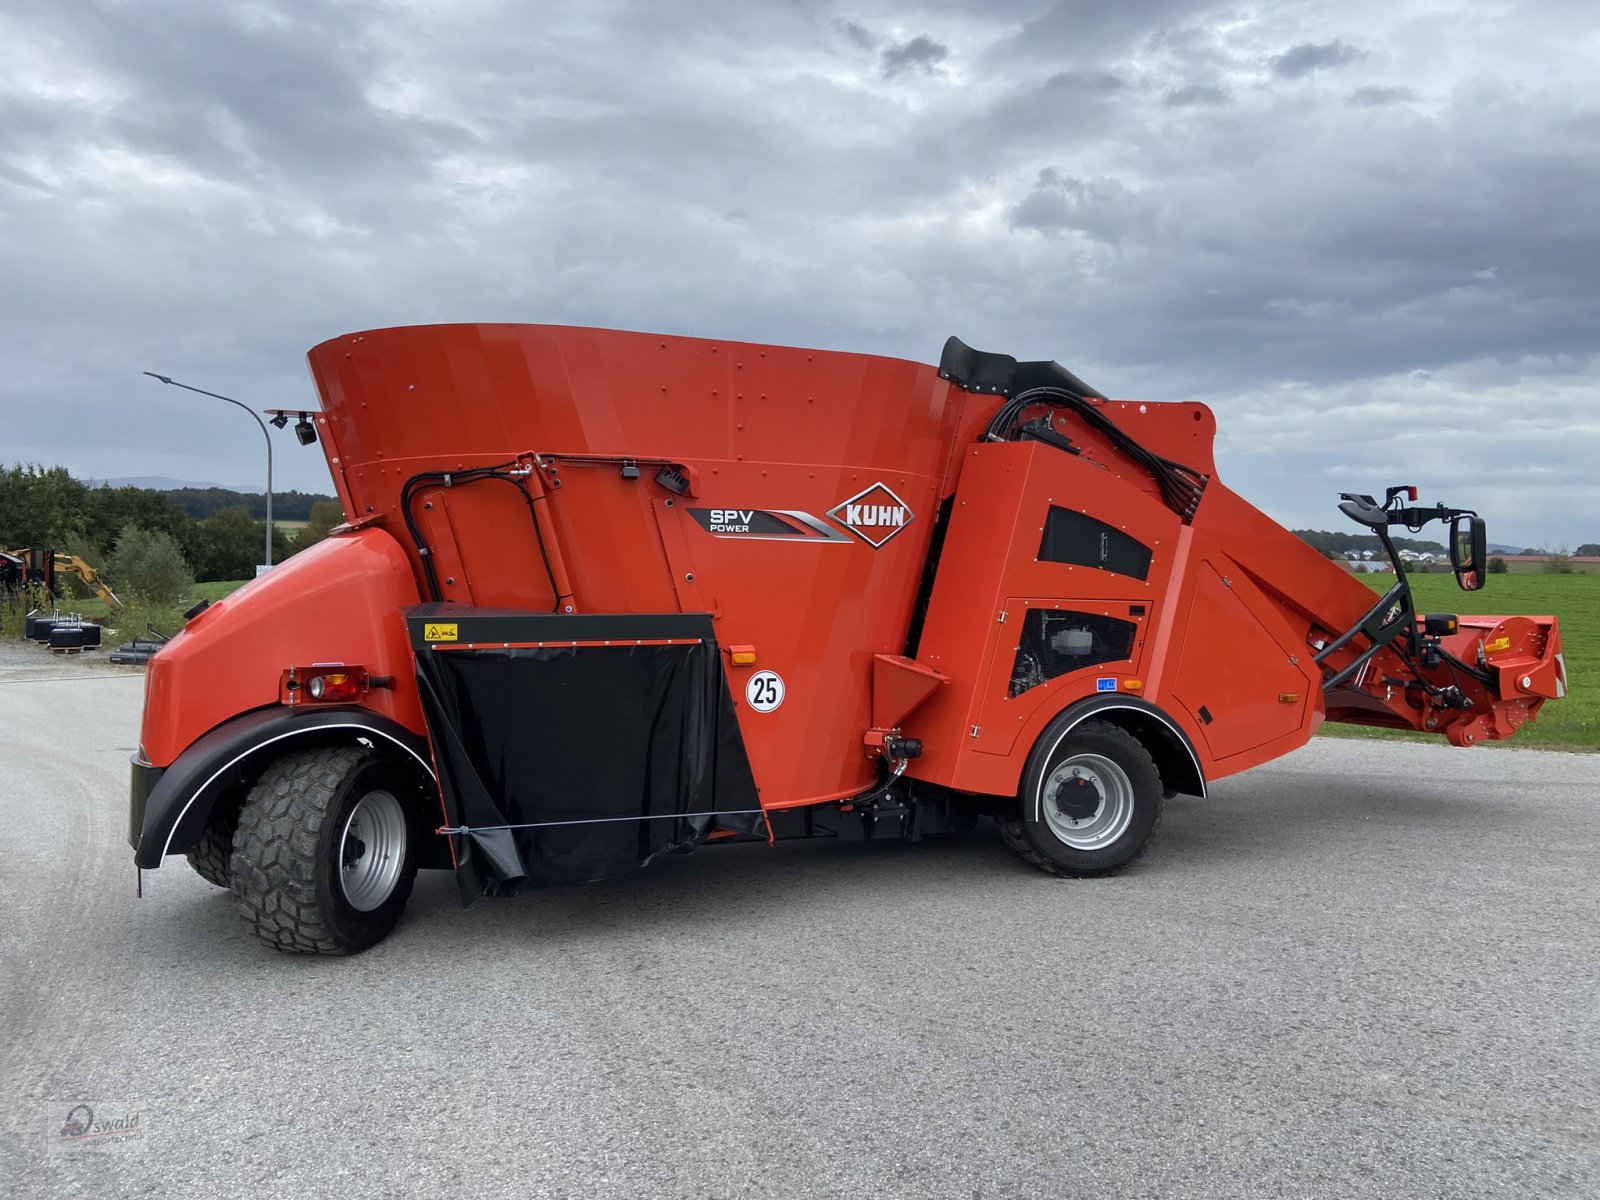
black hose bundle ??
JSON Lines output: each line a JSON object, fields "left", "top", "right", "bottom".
{"left": 984, "top": 386, "right": 1209, "bottom": 521}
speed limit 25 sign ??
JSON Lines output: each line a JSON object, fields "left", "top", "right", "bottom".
{"left": 744, "top": 670, "right": 785, "bottom": 713}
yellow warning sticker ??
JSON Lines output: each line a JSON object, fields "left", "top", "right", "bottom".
{"left": 424, "top": 623, "right": 458, "bottom": 642}
{"left": 1485, "top": 636, "right": 1511, "bottom": 653}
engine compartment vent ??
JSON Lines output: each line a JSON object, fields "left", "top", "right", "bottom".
{"left": 1010, "top": 608, "right": 1138, "bottom": 698}
{"left": 1038, "top": 507, "right": 1153, "bottom": 581}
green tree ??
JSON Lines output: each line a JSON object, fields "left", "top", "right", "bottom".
{"left": 1576, "top": 543, "right": 1600, "bottom": 556}
{"left": 294, "top": 500, "right": 345, "bottom": 551}
{"left": 162, "top": 487, "right": 335, "bottom": 521}
{"left": 189, "top": 508, "right": 294, "bottom": 580}
{"left": 1541, "top": 546, "right": 1574, "bottom": 574}
{"left": 107, "top": 525, "right": 194, "bottom": 606}
{"left": 1487, "top": 556, "right": 1509, "bottom": 574}
{"left": 191, "top": 508, "right": 263, "bottom": 581}
{"left": 0, "top": 464, "right": 91, "bottom": 547}
{"left": 84, "top": 486, "right": 193, "bottom": 554}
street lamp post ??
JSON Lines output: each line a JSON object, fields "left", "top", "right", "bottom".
{"left": 143, "top": 373, "right": 274, "bottom": 570}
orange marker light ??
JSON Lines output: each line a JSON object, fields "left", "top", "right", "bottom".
{"left": 729, "top": 645, "right": 758, "bottom": 666}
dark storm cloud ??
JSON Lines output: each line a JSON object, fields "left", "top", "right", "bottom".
{"left": 880, "top": 35, "right": 950, "bottom": 78}
{"left": 1008, "top": 169, "right": 1155, "bottom": 245}
{"left": 839, "top": 20, "right": 877, "bottom": 51}
{"left": 986, "top": 0, "right": 1215, "bottom": 67}
{"left": 1271, "top": 39, "right": 1366, "bottom": 80}
{"left": 1, "top": 0, "right": 1596, "bottom": 547}
{"left": 19, "top": 1, "right": 468, "bottom": 200}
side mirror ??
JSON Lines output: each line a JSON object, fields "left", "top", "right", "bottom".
{"left": 1451, "top": 514, "right": 1486, "bottom": 591}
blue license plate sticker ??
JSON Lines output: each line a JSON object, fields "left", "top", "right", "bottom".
{"left": 1096, "top": 677, "right": 1117, "bottom": 692}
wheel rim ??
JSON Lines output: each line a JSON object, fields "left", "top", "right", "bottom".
{"left": 1039, "top": 753, "right": 1134, "bottom": 850}
{"left": 338, "top": 790, "right": 407, "bottom": 912}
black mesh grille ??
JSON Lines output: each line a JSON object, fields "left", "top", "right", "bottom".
{"left": 1038, "top": 507, "right": 1153, "bottom": 581}
{"left": 1010, "top": 609, "right": 1138, "bottom": 698}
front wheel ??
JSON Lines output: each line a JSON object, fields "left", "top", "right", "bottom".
{"left": 998, "top": 718, "right": 1163, "bottom": 877}
{"left": 230, "top": 746, "right": 422, "bottom": 954}
{"left": 185, "top": 793, "right": 239, "bottom": 888}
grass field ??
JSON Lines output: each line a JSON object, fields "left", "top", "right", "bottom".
{"left": 1500, "top": 560, "right": 1600, "bottom": 574}
{"left": 191, "top": 580, "right": 251, "bottom": 602}
{"left": 1319, "top": 572, "right": 1596, "bottom": 751}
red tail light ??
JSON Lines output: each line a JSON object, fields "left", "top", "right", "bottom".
{"left": 281, "top": 666, "right": 371, "bottom": 705}
{"left": 307, "top": 672, "right": 362, "bottom": 702}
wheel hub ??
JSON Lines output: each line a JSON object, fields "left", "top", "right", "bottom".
{"left": 1054, "top": 775, "right": 1102, "bottom": 821}
{"left": 1039, "top": 753, "right": 1135, "bottom": 851}
{"left": 338, "top": 790, "right": 407, "bottom": 912}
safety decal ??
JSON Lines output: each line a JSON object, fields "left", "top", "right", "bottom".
{"left": 423, "top": 623, "right": 459, "bottom": 642}
{"left": 825, "top": 483, "right": 915, "bottom": 548}
{"left": 745, "top": 670, "right": 785, "bottom": 712}
{"left": 686, "top": 508, "right": 849, "bottom": 542}
{"left": 1096, "top": 677, "right": 1118, "bottom": 692}
{"left": 1485, "top": 636, "right": 1512, "bottom": 653}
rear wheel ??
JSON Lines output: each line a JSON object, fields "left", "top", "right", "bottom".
{"left": 998, "top": 718, "right": 1163, "bottom": 877}
{"left": 230, "top": 745, "right": 421, "bottom": 955}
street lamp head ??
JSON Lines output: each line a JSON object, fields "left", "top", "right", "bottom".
{"left": 143, "top": 371, "right": 174, "bottom": 385}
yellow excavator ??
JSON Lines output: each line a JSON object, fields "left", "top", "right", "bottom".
{"left": 1, "top": 548, "right": 125, "bottom": 613}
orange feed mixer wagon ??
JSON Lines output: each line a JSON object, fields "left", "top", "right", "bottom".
{"left": 128, "top": 324, "right": 1567, "bottom": 953}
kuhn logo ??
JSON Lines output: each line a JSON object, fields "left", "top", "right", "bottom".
{"left": 826, "top": 483, "right": 914, "bottom": 548}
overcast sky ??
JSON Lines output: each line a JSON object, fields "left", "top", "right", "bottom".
{"left": 3, "top": 0, "right": 1596, "bottom": 548}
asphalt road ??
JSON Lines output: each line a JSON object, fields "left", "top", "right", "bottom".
{"left": 1, "top": 648, "right": 1596, "bottom": 1199}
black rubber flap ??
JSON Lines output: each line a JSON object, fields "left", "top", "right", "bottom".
{"left": 410, "top": 610, "right": 763, "bottom": 902}
{"left": 939, "top": 335, "right": 1105, "bottom": 399}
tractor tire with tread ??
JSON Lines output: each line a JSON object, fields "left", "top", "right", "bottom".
{"left": 999, "top": 717, "right": 1164, "bottom": 878}
{"left": 230, "top": 745, "right": 420, "bottom": 955}
{"left": 185, "top": 797, "right": 239, "bottom": 888}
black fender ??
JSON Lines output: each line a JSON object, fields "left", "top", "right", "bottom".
{"left": 129, "top": 705, "right": 437, "bottom": 870}
{"left": 1028, "top": 695, "right": 1206, "bottom": 820}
